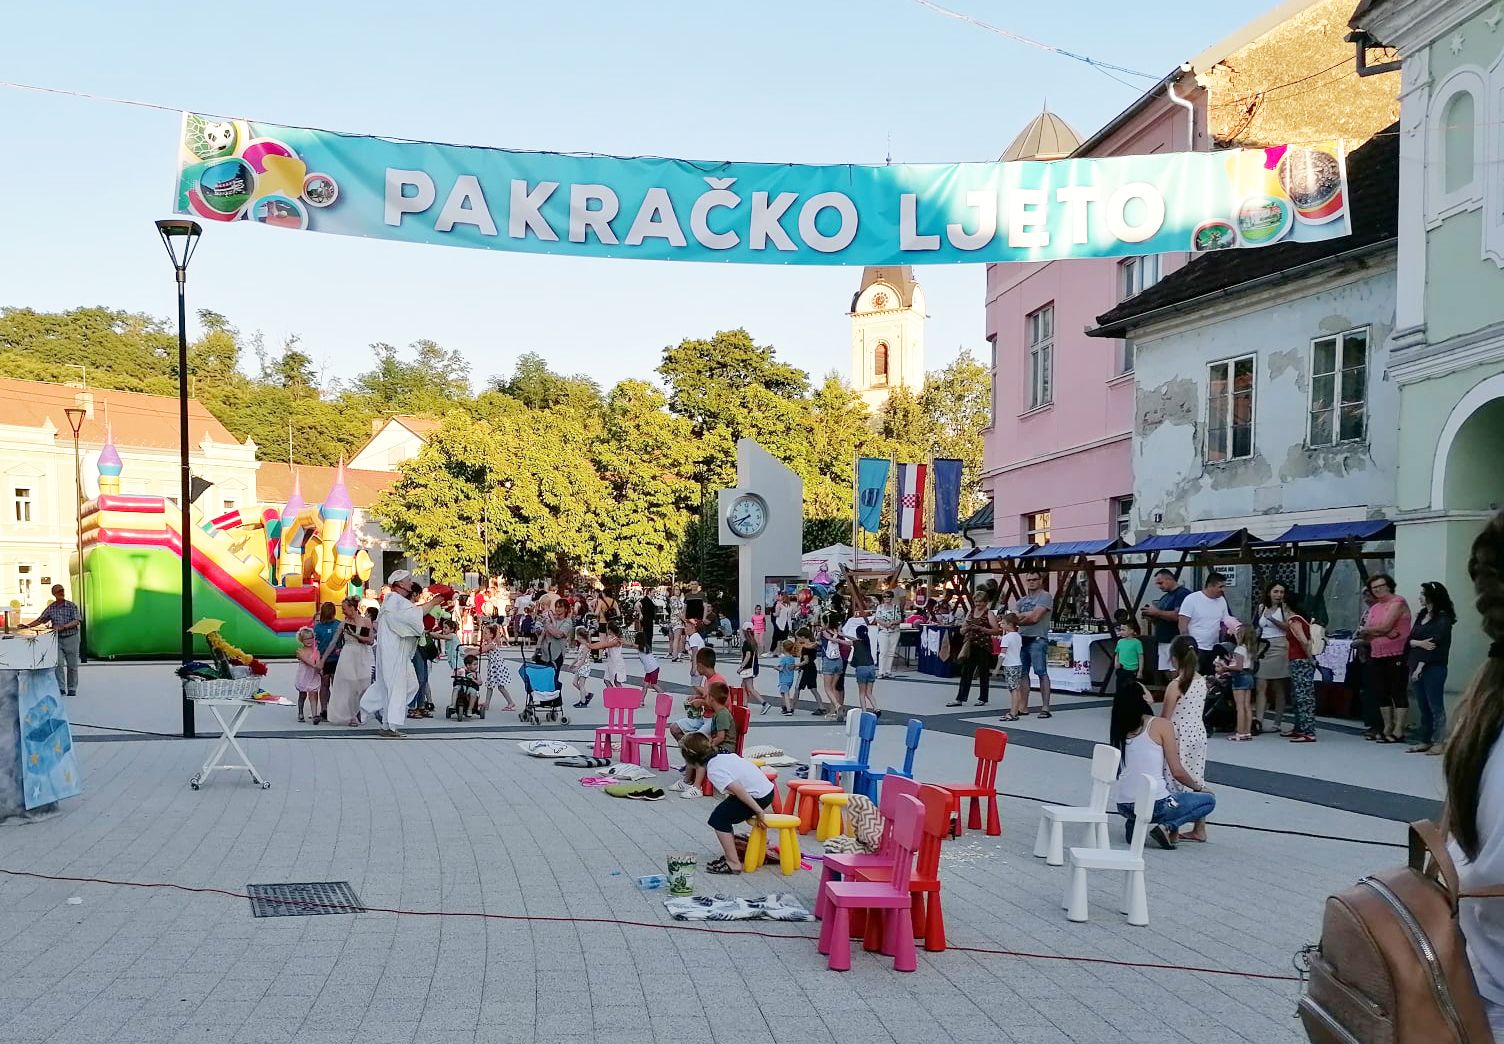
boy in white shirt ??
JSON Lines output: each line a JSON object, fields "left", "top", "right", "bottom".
{"left": 678, "top": 732, "right": 775, "bottom": 875}
{"left": 996, "top": 613, "right": 1026, "bottom": 721}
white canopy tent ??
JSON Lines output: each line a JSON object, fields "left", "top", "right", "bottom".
{"left": 800, "top": 544, "right": 898, "bottom": 579}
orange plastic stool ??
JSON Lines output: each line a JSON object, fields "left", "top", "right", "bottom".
{"left": 793, "top": 782, "right": 842, "bottom": 834}
{"left": 761, "top": 767, "right": 782, "bottom": 813}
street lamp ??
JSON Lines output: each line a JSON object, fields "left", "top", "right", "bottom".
{"left": 63, "top": 406, "right": 87, "bottom": 653}
{"left": 156, "top": 218, "right": 203, "bottom": 739}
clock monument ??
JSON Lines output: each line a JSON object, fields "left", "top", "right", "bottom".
{"left": 717, "top": 439, "right": 803, "bottom": 622}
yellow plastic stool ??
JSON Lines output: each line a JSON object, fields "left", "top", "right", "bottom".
{"left": 744, "top": 813, "right": 803, "bottom": 875}
{"left": 816, "top": 791, "right": 851, "bottom": 842}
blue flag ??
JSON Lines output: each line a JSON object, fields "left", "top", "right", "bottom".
{"left": 855, "top": 458, "right": 890, "bottom": 533}
{"left": 932, "top": 458, "right": 963, "bottom": 534}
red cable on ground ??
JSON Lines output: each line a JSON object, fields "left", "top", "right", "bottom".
{"left": 0, "top": 867, "right": 1300, "bottom": 983}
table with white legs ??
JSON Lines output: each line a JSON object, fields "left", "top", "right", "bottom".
{"left": 188, "top": 697, "right": 286, "bottom": 790}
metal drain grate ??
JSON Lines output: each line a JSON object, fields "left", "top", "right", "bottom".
{"left": 246, "top": 881, "right": 365, "bottom": 918}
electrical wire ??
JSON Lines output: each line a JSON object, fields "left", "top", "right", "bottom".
{"left": 0, "top": 866, "right": 1302, "bottom": 982}
{"left": 896, "top": 0, "right": 1156, "bottom": 79}
{"left": 1209, "top": 56, "right": 1356, "bottom": 109}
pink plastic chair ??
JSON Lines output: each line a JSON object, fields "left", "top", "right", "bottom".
{"left": 816, "top": 775, "right": 917, "bottom": 920}
{"left": 593, "top": 688, "right": 641, "bottom": 759}
{"left": 816, "top": 793, "right": 924, "bottom": 972}
{"left": 621, "top": 691, "right": 673, "bottom": 770}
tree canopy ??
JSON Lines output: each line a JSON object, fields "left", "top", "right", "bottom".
{"left": 3, "top": 307, "right": 990, "bottom": 600}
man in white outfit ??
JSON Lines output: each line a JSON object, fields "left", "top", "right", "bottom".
{"left": 360, "top": 570, "right": 433, "bottom": 738}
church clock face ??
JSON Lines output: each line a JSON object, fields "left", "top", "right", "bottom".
{"left": 872, "top": 291, "right": 888, "bottom": 309}
{"left": 726, "top": 494, "right": 769, "bottom": 539}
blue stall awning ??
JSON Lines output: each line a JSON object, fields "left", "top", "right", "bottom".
{"left": 925, "top": 548, "right": 974, "bottom": 563}
{"left": 1272, "top": 520, "right": 1395, "bottom": 544}
{"left": 1112, "top": 530, "right": 1252, "bottom": 554}
{"left": 1027, "top": 539, "right": 1125, "bottom": 559}
{"left": 969, "top": 544, "right": 1036, "bottom": 561}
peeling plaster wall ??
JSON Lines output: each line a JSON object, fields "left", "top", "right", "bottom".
{"left": 1132, "top": 265, "right": 1398, "bottom": 538}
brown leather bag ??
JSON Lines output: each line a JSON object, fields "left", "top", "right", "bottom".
{"left": 1299, "top": 820, "right": 1504, "bottom": 1044}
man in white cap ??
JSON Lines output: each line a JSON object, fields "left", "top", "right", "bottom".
{"left": 360, "top": 569, "right": 433, "bottom": 737}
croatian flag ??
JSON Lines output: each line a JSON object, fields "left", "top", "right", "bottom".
{"left": 895, "top": 462, "right": 927, "bottom": 540}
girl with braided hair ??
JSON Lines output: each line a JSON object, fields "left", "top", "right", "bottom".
{"left": 1445, "top": 509, "right": 1504, "bottom": 1038}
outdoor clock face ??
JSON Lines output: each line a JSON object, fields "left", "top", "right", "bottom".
{"left": 727, "top": 494, "right": 769, "bottom": 538}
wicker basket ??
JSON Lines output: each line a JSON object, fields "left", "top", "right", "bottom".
{"left": 185, "top": 677, "right": 259, "bottom": 701}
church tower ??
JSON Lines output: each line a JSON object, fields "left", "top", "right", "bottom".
{"left": 849, "top": 266, "right": 925, "bottom": 410}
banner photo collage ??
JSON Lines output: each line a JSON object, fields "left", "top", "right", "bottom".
{"left": 174, "top": 113, "right": 1354, "bottom": 266}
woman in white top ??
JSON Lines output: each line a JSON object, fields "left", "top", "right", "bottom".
{"left": 1110, "top": 680, "right": 1215, "bottom": 851}
{"left": 679, "top": 732, "right": 775, "bottom": 875}
{"left": 1445, "top": 512, "right": 1504, "bottom": 1038}
{"left": 1255, "top": 582, "right": 1292, "bottom": 735}
{"left": 1161, "top": 635, "right": 1211, "bottom": 841}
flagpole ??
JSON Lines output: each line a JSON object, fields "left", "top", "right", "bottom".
{"left": 889, "top": 453, "right": 897, "bottom": 562}
{"left": 851, "top": 449, "right": 860, "bottom": 564}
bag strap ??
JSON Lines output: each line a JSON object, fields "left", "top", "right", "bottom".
{"left": 1409, "top": 820, "right": 1504, "bottom": 905}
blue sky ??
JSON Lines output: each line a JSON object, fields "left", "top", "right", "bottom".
{"left": 1, "top": 0, "right": 1258, "bottom": 394}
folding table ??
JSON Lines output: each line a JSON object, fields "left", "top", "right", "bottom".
{"left": 188, "top": 695, "right": 287, "bottom": 790}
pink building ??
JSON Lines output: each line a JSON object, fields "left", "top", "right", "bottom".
{"left": 981, "top": 0, "right": 1399, "bottom": 550}
{"left": 983, "top": 92, "right": 1196, "bottom": 548}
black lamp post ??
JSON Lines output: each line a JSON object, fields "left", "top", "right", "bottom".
{"left": 63, "top": 406, "right": 87, "bottom": 652}
{"left": 156, "top": 218, "right": 203, "bottom": 739}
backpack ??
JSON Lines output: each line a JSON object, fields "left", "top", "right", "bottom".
{"left": 1298, "top": 820, "right": 1504, "bottom": 1044}
{"left": 1306, "top": 619, "right": 1327, "bottom": 657}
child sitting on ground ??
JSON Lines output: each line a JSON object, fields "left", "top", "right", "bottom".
{"left": 453, "top": 653, "right": 482, "bottom": 719}
{"left": 777, "top": 639, "right": 798, "bottom": 716}
{"left": 678, "top": 731, "right": 774, "bottom": 875}
{"left": 569, "top": 625, "right": 594, "bottom": 708}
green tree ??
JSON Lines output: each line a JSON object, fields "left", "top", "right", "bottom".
{"left": 657, "top": 328, "right": 810, "bottom": 489}
{"left": 591, "top": 380, "right": 697, "bottom": 583}
{"left": 352, "top": 339, "right": 472, "bottom": 414}
{"left": 801, "top": 373, "right": 880, "bottom": 521}
{"left": 492, "top": 353, "right": 602, "bottom": 422}
{"left": 919, "top": 350, "right": 991, "bottom": 517}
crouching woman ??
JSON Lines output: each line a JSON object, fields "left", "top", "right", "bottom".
{"left": 679, "top": 732, "right": 776, "bottom": 875}
{"left": 1110, "top": 682, "right": 1216, "bottom": 849}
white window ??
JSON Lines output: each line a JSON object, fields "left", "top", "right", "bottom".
{"left": 1112, "top": 496, "right": 1134, "bottom": 540}
{"left": 1027, "top": 304, "right": 1054, "bottom": 410}
{"left": 1024, "top": 510, "right": 1051, "bottom": 546}
{"left": 222, "top": 499, "right": 238, "bottom": 512}
{"left": 1118, "top": 339, "right": 1135, "bottom": 376}
{"left": 1310, "top": 327, "right": 1368, "bottom": 446}
{"left": 1206, "top": 355, "right": 1255, "bottom": 462}
{"left": 1426, "top": 69, "right": 1486, "bottom": 224}
{"left": 16, "top": 564, "right": 33, "bottom": 607}
{"left": 1118, "top": 255, "right": 1160, "bottom": 301}
{"left": 986, "top": 335, "right": 998, "bottom": 428}
{"left": 13, "top": 488, "right": 32, "bottom": 523}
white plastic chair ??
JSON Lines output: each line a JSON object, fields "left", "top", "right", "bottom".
{"left": 810, "top": 709, "right": 862, "bottom": 789}
{"left": 1033, "top": 744, "right": 1122, "bottom": 866}
{"left": 1061, "top": 772, "right": 1154, "bottom": 927}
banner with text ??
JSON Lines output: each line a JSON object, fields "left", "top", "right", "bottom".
{"left": 174, "top": 113, "right": 1352, "bottom": 265}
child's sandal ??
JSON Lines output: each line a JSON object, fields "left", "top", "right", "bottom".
{"left": 705, "top": 857, "right": 739, "bottom": 875}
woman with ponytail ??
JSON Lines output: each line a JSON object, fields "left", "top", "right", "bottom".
{"left": 1444, "top": 509, "right": 1504, "bottom": 1037}
{"left": 1159, "top": 635, "right": 1210, "bottom": 841}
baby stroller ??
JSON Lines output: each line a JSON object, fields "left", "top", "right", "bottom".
{"left": 446, "top": 668, "right": 483, "bottom": 720}
{"left": 1202, "top": 643, "right": 1237, "bottom": 735}
{"left": 519, "top": 661, "right": 569, "bottom": 725}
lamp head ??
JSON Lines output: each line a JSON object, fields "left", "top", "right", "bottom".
{"left": 155, "top": 219, "right": 203, "bottom": 273}
{"left": 63, "top": 407, "right": 86, "bottom": 437}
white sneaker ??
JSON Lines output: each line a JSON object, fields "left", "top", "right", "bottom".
{"left": 667, "top": 779, "right": 690, "bottom": 793}
{"left": 679, "top": 787, "right": 701, "bottom": 799}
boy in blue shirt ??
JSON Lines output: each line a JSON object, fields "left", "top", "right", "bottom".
{"left": 776, "top": 639, "right": 798, "bottom": 716}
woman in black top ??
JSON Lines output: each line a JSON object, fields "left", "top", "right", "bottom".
{"left": 1406, "top": 580, "right": 1456, "bottom": 754}
{"left": 795, "top": 627, "right": 819, "bottom": 710}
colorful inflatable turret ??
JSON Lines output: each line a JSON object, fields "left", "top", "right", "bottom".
{"left": 97, "top": 426, "right": 122, "bottom": 495}
{"left": 279, "top": 470, "right": 306, "bottom": 587}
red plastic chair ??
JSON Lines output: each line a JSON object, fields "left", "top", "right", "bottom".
{"left": 937, "top": 728, "right": 1007, "bottom": 837}
{"left": 622, "top": 691, "right": 673, "bottom": 771}
{"left": 816, "top": 794, "right": 924, "bottom": 972}
{"left": 728, "top": 686, "right": 746, "bottom": 708}
{"left": 701, "top": 705, "right": 752, "bottom": 795}
{"left": 852, "top": 783, "right": 954, "bottom": 952}
{"left": 592, "top": 687, "right": 640, "bottom": 759}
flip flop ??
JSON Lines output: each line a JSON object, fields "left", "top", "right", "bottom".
{"left": 705, "top": 857, "right": 739, "bottom": 875}
{"left": 1038, "top": 711, "right": 1053, "bottom": 719}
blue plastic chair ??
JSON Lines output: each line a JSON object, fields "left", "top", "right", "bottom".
{"left": 818, "top": 711, "right": 878, "bottom": 790}
{"left": 859, "top": 718, "right": 925, "bottom": 800}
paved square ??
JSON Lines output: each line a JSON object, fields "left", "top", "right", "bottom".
{"left": 0, "top": 657, "right": 1428, "bottom": 1044}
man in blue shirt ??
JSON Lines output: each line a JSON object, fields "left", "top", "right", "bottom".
{"left": 28, "top": 585, "right": 82, "bottom": 698}
{"left": 1140, "top": 569, "right": 1191, "bottom": 684}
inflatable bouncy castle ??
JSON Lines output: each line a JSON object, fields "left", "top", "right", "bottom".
{"left": 78, "top": 429, "right": 374, "bottom": 658}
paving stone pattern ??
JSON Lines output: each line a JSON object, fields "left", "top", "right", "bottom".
{"left": 0, "top": 661, "right": 1420, "bottom": 1044}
